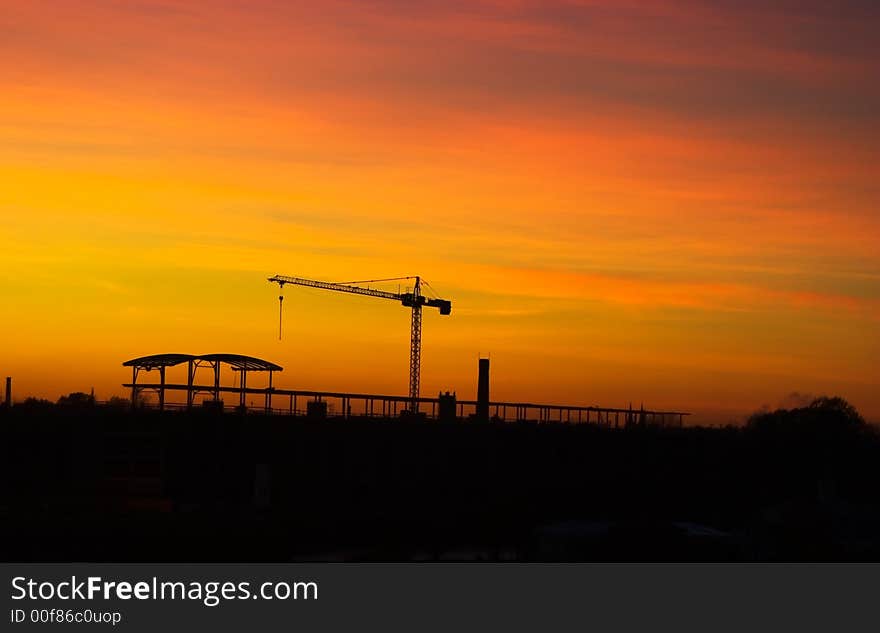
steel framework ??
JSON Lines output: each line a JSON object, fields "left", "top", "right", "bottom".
{"left": 119, "top": 380, "right": 690, "bottom": 426}
{"left": 122, "top": 354, "right": 690, "bottom": 424}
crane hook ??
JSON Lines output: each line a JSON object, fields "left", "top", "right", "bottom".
{"left": 278, "top": 294, "right": 284, "bottom": 340}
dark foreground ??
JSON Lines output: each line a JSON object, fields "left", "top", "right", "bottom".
{"left": 2, "top": 397, "right": 878, "bottom": 561}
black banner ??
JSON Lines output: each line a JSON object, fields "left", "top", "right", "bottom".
{"left": 2, "top": 564, "right": 874, "bottom": 632}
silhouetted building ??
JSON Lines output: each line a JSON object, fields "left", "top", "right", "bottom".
{"left": 476, "top": 358, "right": 490, "bottom": 422}
{"left": 4, "top": 377, "right": 10, "bottom": 408}
{"left": 438, "top": 391, "right": 457, "bottom": 422}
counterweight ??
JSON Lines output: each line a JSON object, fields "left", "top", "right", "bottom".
{"left": 267, "top": 274, "right": 451, "bottom": 414}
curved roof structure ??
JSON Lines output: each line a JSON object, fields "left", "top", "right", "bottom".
{"left": 199, "top": 354, "right": 283, "bottom": 372}
{"left": 123, "top": 353, "right": 282, "bottom": 372}
{"left": 123, "top": 354, "right": 195, "bottom": 369}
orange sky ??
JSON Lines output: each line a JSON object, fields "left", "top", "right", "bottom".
{"left": 1, "top": 0, "right": 878, "bottom": 423}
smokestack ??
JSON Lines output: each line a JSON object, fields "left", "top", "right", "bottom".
{"left": 476, "top": 358, "right": 489, "bottom": 422}
{"left": 4, "top": 377, "right": 10, "bottom": 408}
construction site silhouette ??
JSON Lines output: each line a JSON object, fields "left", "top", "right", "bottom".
{"left": 3, "top": 393, "right": 879, "bottom": 562}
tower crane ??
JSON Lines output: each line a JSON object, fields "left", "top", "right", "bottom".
{"left": 267, "top": 274, "right": 452, "bottom": 414}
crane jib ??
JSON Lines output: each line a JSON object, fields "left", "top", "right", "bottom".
{"left": 269, "top": 275, "right": 451, "bottom": 315}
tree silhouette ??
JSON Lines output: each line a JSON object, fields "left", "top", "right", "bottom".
{"left": 56, "top": 392, "right": 95, "bottom": 408}
{"left": 106, "top": 395, "right": 131, "bottom": 409}
{"left": 746, "top": 396, "right": 866, "bottom": 440}
{"left": 19, "top": 397, "right": 53, "bottom": 409}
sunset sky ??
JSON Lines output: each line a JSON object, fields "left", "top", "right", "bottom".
{"left": 1, "top": 0, "right": 878, "bottom": 422}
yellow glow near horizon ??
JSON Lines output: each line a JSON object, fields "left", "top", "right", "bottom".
{"left": 1, "top": 1, "right": 878, "bottom": 422}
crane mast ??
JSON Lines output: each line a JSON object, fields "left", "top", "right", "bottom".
{"left": 409, "top": 278, "right": 422, "bottom": 412}
{"left": 267, "top": 274, "right": 451, "bottom": 414}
